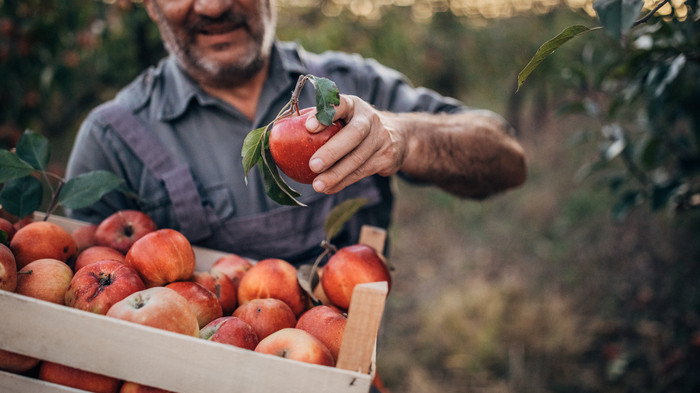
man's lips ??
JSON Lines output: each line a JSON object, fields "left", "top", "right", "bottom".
{"left": 195, "top": 23, "right": 248, "bottom": 47}
{"left": 198, "top": 23, "right": 243, "bottom": 35}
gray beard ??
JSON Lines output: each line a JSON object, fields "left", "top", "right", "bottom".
{"left": 152, "top": 3, "right": 276, "bottom": 87}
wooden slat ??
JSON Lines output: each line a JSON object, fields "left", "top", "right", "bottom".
{"left": 0, "top": 370, "right": 87, "bottom": 393}
{"left": 358, "top": 226, "right": 386, "bottom": 255}
{"left": 0, "top": 291, "right": 372, "bottom": 393}
{"left": 335, "top": 281, "right": 388, "bottom": 373}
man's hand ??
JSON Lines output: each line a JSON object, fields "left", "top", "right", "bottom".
{"left": 305, "top": 95, "right": 407, "bottom": 194}
{"left": 304, "top": 94, "right": 527, "bottom": 199}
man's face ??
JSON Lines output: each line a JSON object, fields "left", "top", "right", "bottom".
{"left": 146, "top": 0, "right": 277, "bottom": 87}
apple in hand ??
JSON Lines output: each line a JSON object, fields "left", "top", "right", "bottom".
{"left": 0, "top": 349, "right": 40, "bottom": 374}
{"left": 10, "top": 221, "right": 77, "bottom": 269}
{"left": 237, "top": 258, "right": 307, "bottom": 316}
{"left": 165, "top": 281, "right": 222, "bottom": 328}
{"left": 106, "top": 286, "right": 199, "bottom": 337}
{"left": 16, "top": 258, "right": 73, "bottom": 304}
{"left": 65, "top": 259, "right": 146, "bottom": 315}
{"left": 74, "top": 245, "right": 125, "bottom": 273}
{"left": 321, "top": 244, "right": 391, "bottom": 310}
{"left": 210, "top": 254, "right": 252, "bottom": 287}
{"left": 192, "top": 271, "right": 238, "bottom": 315}
{"left": 94, "top": 210, "right": 157, "bottom": 254}
{"left": 268, "top": 107, "right": 343, "bottom": 184}
{"left": 200, "top": 316, "right": 259, "bottom": 350}
{"left": 0, "top": 243, "right": 17, "bottom": 292}
{"left": 232, "top": 298, "right": 297, "bottom": 340}
{"left": 255, "top": 328, "right": 334, "bottom": 367}
{"left": 39, "top": 361, "right": 122, "bottom": 393}
{"left": 125, "top": 229, "right": 195, "bottom": 287}
{"left": 296, "top": 305, "right": 347, "bottom": 362}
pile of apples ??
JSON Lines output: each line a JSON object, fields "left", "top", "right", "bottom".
{"left": 0, "top": 209, "right": 391, "bottom": 393}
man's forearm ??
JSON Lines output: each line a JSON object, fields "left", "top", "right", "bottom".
{"left": 396, "top": 110, "right": 527, "bottom": 198}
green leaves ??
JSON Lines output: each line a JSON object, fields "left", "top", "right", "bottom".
{"left": 323, "top": 197, "right": 368, "bottom": 241}
{"left": 0, "top": 150, "right": 36, "bottom": 183}
{"left": 0, "top": 129, "right": 127, "bottom": 219}
{"left": 240, "top": 74, "right": 341, "bottom": 206}
{"left": 518, "top": 0, "right": 648, "bottom": 91}
{"left": 517, "top": 25, "right": 592, "bottom": 92}
{"left": 309, "top": 76, "right": 340, "bottom": 126}
{"left": 241, "top": 125, "right": 267, "bottom": 184}
{"left": 259, "top": 134, "right": 305, "bottom": 207}
{"left": 0, "top": 176, "right": 43, "bottom": 219}
{"left": 59, "top": 170, "right": 125, "bottom": 210}
{"left": 594, "top": 0, "right": 645, "bottom": 40}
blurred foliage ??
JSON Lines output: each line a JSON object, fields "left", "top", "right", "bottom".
{"left": 0, "top": 0, "right": 163, "bottom": 159}
{"left": 552, "top": 0, "right": 700, "bottom": 219}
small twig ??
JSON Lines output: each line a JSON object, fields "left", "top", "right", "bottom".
{"left": 633, "top": 0, "right": 671, "bottom": 27}
{"left": 43, "top": 179, "right": 65, "bottom": 220}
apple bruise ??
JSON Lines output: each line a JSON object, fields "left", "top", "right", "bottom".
{"left": 87, "top": 272, "right": 113, "bottom": 302}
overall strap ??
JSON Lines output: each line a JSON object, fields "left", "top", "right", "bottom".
{"left": 94, "top": 101, "right": 212, "bottom": 242}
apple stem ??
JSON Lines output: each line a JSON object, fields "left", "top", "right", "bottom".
{"left": 289, "top": 74, "right": 312, "bottom": 117}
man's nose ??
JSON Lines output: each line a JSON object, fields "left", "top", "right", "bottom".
{"left": 194, "top": 0, "right": 234, "bottom": 18}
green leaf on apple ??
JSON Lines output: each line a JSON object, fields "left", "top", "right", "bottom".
{"left": 0, "top": 150, "right": 36, "bottom": 183}
{"left": 309, "top": 76, "right": 340, "bottom": 126}
{"left": 323, "top": 197, "right": 369, "bottom": 241}
{"left": 241, "top": 125, "right": 267, "bottom": 184}
{"left": 58, "top": 170, "right": 125, "bottom": 210}
{"left": 0, "top": 230, "right": 7, "bottom": 245}
{"left": 0, "top": 176, "right": 43, "bottom": 218}
{"left": 15, "top": 129, "right": 50, "bottom": 171}
{"left": 259, "top": 132, "right": 306, "bottom": 207}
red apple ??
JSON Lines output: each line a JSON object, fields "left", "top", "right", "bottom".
{"left": 39, "top": 361, "right": 122, "bottom": 393}
{"left": 255, "top": 328, "right": 334, "bottom": 367}
{"left": 71, "top": 223, "right": 98, "bottom": 252}
{"left": 0, "top": 217, "right": 15, "bottom": 243}
{"left": 165, "top": 281, "right": 222, "bottom": 328}
{"left": 10, "top": 221, "right": 77, "bottom": 269}
{"left": 296, "top": 305, "right": 347, "bottom": 362}
{"left": 65, "top": 259, "right": 146, "bottom": 315}
{"left": 120, "top": 381, "right": 173, "bottom": 393}
{"left": 94, "top": 210, "right": 157, "bottom": 254}
{"left": 210, "top": 254, "right": 253, "bottom": 287}
{"left": 237, "top": 258, "right": 308, "bottom": 316}
{"left": 232, "top": 298, "right": 297, "bottom": 340}
{"left": 16, "top": 258, "right": 73, "bottom": 304}
{"left": 269, "top": 107, "right": 343, "bottom": 184}
{"left": 0, "top": 243, "right": 17, "bottom": 292}
{"left": 191, "top": 271, "right": 237, "bottom": 315}
{"left": 321, "top": 244, "right": 391, "bottom": 310}
{"left": 0, "top": 349, "right": 40, "bottom": 374}
{"left": 74, "top": 245, "right": 125, "bottom": 273}
{"left": 124, "top": 229, "right": 195, "bottom": 287}
{"left": 200, "top": 316, "right": 259, "bottom": 350}
{"left": 12, "top": 216, "right": 33, "bottom": 231}
{"left": 106, "top": 287, "right": 199, "bottom": 336}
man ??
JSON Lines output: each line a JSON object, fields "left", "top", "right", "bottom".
{"left": 65, "top": 0, "right": 526, "bottom": 265}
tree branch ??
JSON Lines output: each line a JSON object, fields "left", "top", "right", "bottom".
{"left": 633, "top": 0, "right": 672, "bottom": 28}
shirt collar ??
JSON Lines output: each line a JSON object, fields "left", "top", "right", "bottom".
{"left": 157, "top": 41, "right": 308, "bottom": 122}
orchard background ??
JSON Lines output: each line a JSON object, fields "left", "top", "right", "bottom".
{"left": 1, "top": 0, "right": 699, "bottom": 392}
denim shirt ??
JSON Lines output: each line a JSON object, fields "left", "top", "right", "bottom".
{"left": 65, "top": 41, "right": 469, "bottom": 263}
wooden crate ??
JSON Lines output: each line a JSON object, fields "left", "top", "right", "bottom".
{"left": 0, "top": 214, "right": 388, "bottom": 393}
